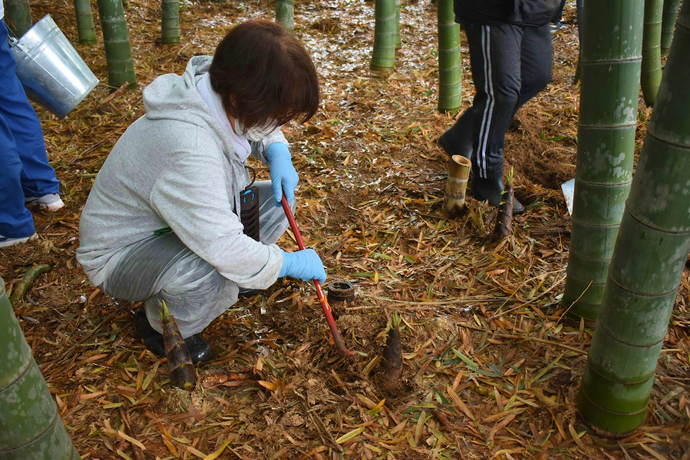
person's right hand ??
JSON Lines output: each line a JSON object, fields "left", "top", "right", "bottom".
{"left": 279, "top": 249, "right": 327, "bottom": 284}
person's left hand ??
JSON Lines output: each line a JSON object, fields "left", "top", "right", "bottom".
{"left": 267, "top": 143, "right": 299, "bottom": 206}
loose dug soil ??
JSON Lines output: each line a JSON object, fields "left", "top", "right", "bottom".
{"left": 0, "top": 0, "right": 688, "bottom": 459}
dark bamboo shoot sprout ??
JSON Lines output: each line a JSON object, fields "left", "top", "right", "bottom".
{"left": 493, "top": 186, "right": 513, "bottom": 240}
{"left": 493, "top": 168, "right": 514, "bottom": 240}
{"left": 377, "top": 314, "right": 402, "bottom": 392}
{"left": 161, "top": 299, "right": 197, "bottom": 391}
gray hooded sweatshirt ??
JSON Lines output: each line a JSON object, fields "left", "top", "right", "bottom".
{"left": 76, "top": 56, "right": 284, "bottom": 289}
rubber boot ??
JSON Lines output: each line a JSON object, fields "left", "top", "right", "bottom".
{"left": 438, "top": 107, "right": 475, "bottom": 159}
{"left": 472, "top": 176, "right": 525, "bottom": 214}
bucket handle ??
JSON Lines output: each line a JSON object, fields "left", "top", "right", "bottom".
{"left": 7, "top": 27, "right": 19, "bottom": 48}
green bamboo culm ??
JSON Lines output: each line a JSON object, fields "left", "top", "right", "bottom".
{"left": 370, "top": 0, "right": 397, "bottom": 71}
{"left": 0, "top": 277, "right": 80, "bottom": 460}
{"left": 661, "top": 0, "right": 681, "bottom": 53}
{"left": 96, "top": 0, "right": 137, "bottom": 89}
{"left": 4, "top": 0, "right": 32, "bottom": 37}
{"left": 577, "top": 1, "right": 690, "bottom": 434}
{"left": 641, "top": 0, "right": 663, "bottom": 106}
{"left": 161, "top": 0, "right": 180, "bottom": 44}
{"left": 73, "top": 0, "right": 97, "bottom": 45}
{"left": 394, "top": 0, "right": 401, "bottom": 49}
{"left": 561, "top": 0, "right": 644, "bottom": 321}
{"left": 275, "top": 0, "right": 294, "bottom": 33}
{"left": 436, "top": 0, "right": 462, "bottom": 113}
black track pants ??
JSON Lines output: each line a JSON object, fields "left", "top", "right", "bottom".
{"left": 447, "top": 21, "right": 553, "bottom": 179}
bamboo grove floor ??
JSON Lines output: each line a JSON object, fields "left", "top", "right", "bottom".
{"left": 1, "top": 0, "right": 689, "bottom": 458}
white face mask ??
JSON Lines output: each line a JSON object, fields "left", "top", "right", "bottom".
{"left": 234, "top": 119, "right": 281, "bottom": 142}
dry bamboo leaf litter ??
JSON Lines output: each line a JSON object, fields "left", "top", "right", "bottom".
{"left": 0, "top": 0, "right": 688, "bottom": 458}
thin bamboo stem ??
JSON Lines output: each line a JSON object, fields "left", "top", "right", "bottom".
{"left": 96, "top": 0, "right": 137, "bottom": 88}
{"left": 4, "top": 0, "right": 32, "bottom": 37}
{"left": 436, "top": 0, "right": 462, "bottom": 114}
{"left": 642, "top": 0, "right": 663, "bottom": 106}
{"left": 276, "top": 0, "right": 294, "bottom": 33}
{"left": 161, "top": 0, "right": 180, "bottom": 44}
{"left": 661, "top": 0, "right": 681, "bottom": 53}
{"left": 371, "top": 0, "right": 396, "bottom": 71}
{"left": 74, "top": 0, "right": 97, "bottom": 44}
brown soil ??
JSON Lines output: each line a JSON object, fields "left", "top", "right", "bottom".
{"left": 505, "top": 111, "right": 577, "bottom": 191}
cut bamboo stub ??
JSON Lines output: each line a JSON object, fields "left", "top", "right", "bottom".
{"left": 443, "top": 155, "right": 472, "bottom": 218}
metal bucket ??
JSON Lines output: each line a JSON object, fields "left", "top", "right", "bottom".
{"left": 10, "top": 15, "right": 98, "bottom": 119}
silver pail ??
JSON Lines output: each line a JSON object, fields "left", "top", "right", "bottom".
{"left": 10, "top": 15, "right": 99, "bottom": 119}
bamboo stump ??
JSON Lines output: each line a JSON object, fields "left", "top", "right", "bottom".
{"left": 443, "top": 154, "right": 471, "bottom": 219}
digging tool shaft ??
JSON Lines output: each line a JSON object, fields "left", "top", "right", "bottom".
{"left": 281, "top": 195, "right": 354, "bottom": 356}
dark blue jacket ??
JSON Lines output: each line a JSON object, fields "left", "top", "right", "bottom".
{"left": 455, "top": 0, "right": 560, "bottom": 27}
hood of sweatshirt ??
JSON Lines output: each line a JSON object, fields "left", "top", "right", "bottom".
{"left": 141, "top": 56, "right": 245, "bottom": 168}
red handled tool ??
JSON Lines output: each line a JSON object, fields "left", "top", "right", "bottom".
{"left": 281, "top": 195, "right": 354, "bottom": 356}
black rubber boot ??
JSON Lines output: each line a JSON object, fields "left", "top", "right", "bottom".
{"left": 471, "top": 176, "right": 526, "bottom": 215}
{"left": 472, "top": 175, "right": 504, "bottom": 206}
{"left": 438, "top": 109, "right": 475, "bottom": 159}
{"left": 238, "top": 288, "right": 260, "bottom": 298}
{"left": 512, "top": 197, "right": 525, "bottom": 215}
{"left": 134, "top": 311, "right": 212, "bottom": 363}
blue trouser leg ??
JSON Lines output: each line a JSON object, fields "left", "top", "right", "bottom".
{"left": 0, "top": 115, "right": 34, "bottom": 238}
{"left": 0, "top": 21, "right": 36, "bottom": 237}
{"left": 0, "top": 20, "right": 59, "bottom": 199}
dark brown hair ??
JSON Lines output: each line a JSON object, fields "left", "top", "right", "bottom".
{"left": 208, "top": 20, "right": 320, "bottom": 129}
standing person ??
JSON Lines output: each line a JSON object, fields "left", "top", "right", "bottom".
{"left": 438, "top": 0, "right": 560, "bottom": 210}
{"left": 76, "top": 20, "right": 325, "bottom": 362}
{"left": 0, "top": 7, "right": 64, "bottom": 248}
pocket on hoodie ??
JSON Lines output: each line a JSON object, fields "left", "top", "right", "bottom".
{"left": 511, "top": 0, "right": 560, "bottom": 27}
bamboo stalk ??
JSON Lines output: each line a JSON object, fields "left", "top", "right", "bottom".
{"left": 370, "top": 0, "right": 396, "bottom": 71}
{"left": 661, "top": 0, "right": 681, "bottom": 53}
{"left": 96, "top": 0, "right": 137, "bottom": 89}
{"left": 74, "top": 0, "right": 97, "bottom": 44}
{"left": 561, "top": 0, "right": 644, "bottom": 321}
{"left": 161, "top": 0, "right": 180, "bottom": 44}
{"left": 642, "top": 0, "right": 663, "bottom": 106}
{"left": 275, "top": 0, "right": 294, "bottom": 33}
{"left": 577, "top": 0, "right": 690, "bottom": 435}
{"left": 0, "top": 277, "right": 80, "bottom": 459}
{"left": 436, "top": 0, "right": 462, "bottom": 114}
{"left": 394, "top": 0, "right": 401, "bottom": 49}
{"left": 4, "top": 0, "right": 32, "bottom": 37}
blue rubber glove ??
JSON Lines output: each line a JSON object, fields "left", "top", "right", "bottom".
{"left": 266, "top": 143, "right": 299, "bottom": 206}
{"left": 279, "top": 249, "right": 327, "bottom": 284}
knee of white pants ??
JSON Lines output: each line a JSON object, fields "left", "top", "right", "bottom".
{"left": 144, "top": 266, "right": 239, "bottom": 337}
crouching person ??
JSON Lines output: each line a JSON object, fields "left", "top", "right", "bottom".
{"left": 77, "top": 20, "right": 325, "bottom": 362}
